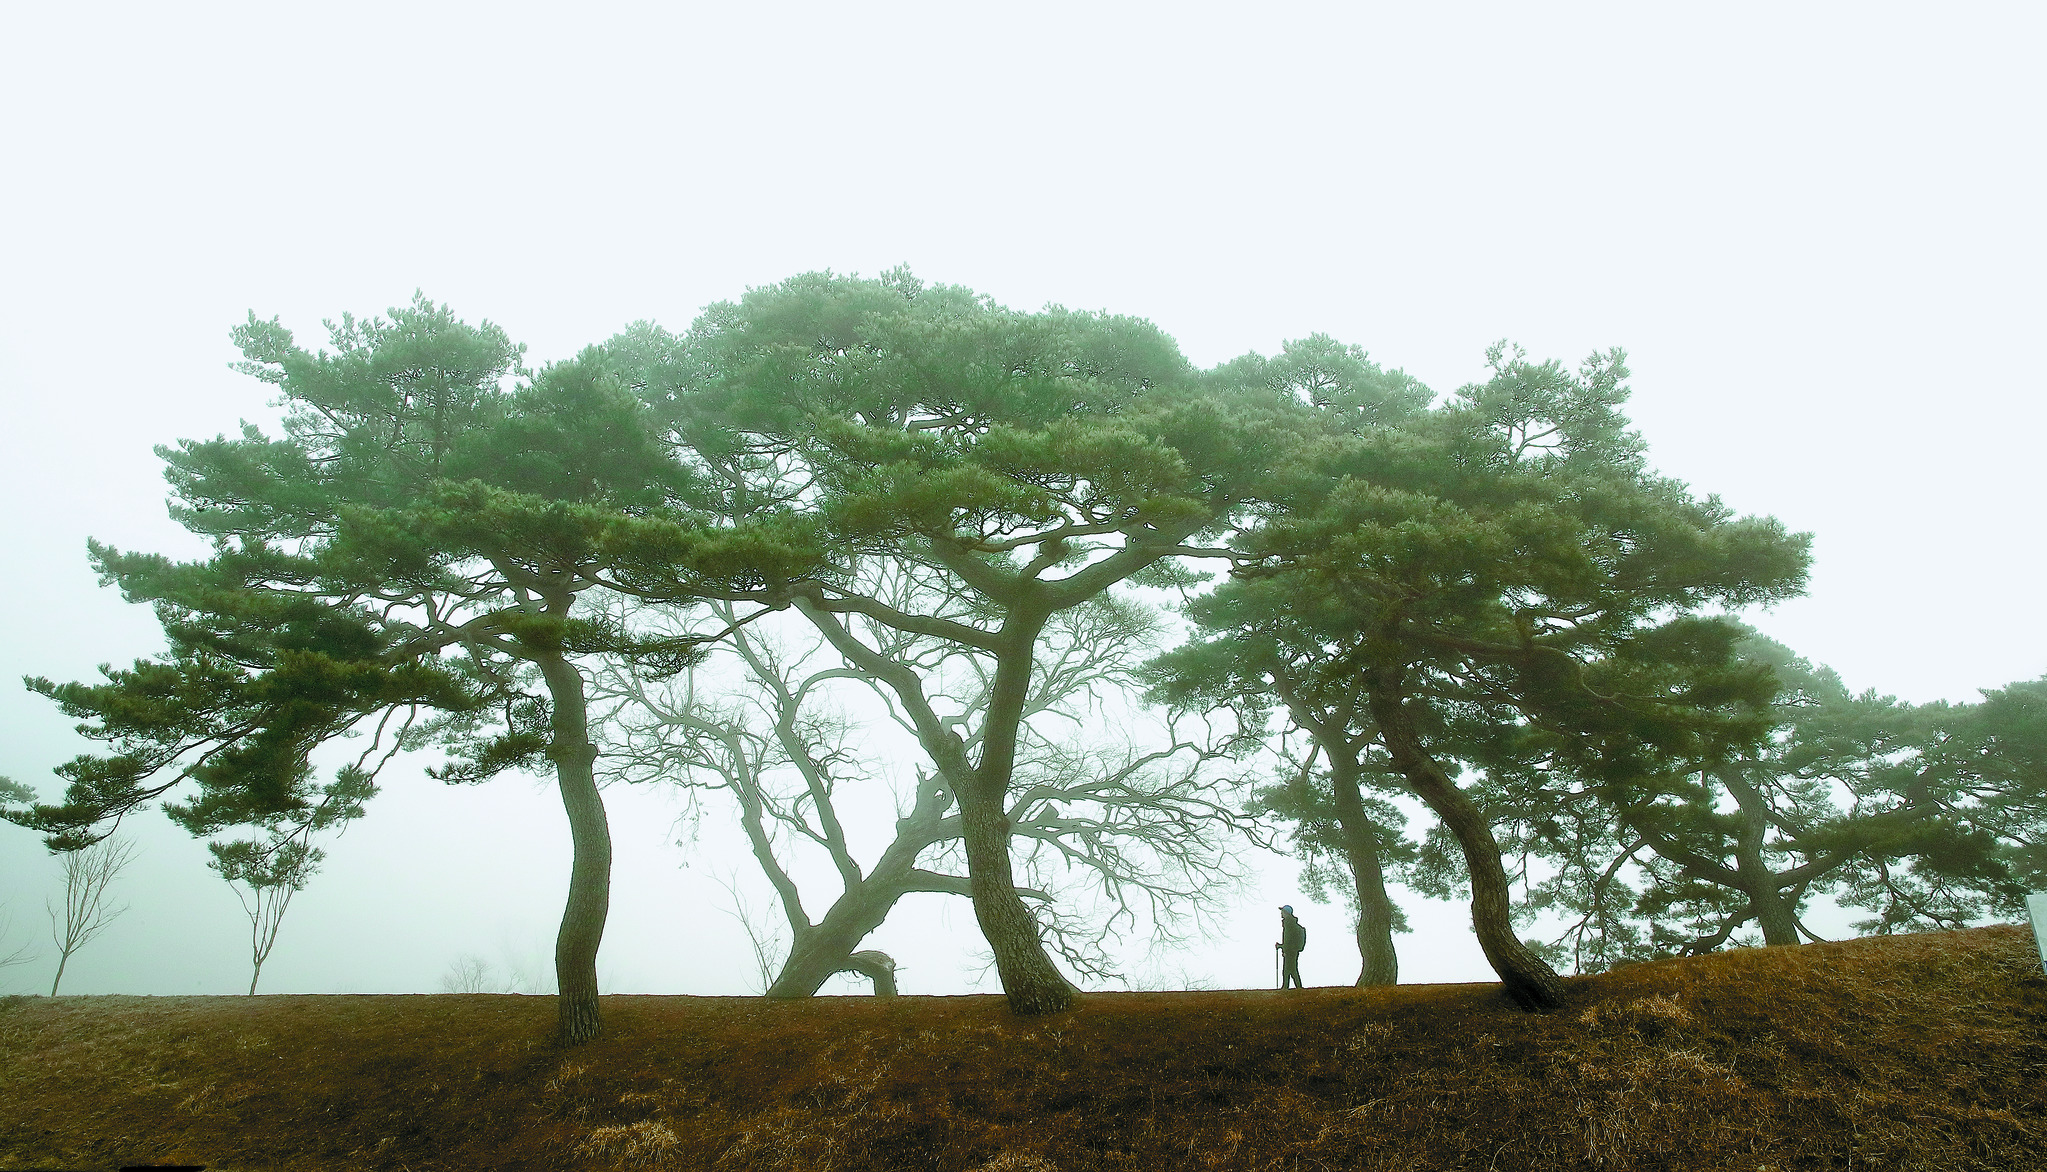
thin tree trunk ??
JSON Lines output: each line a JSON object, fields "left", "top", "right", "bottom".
{"left": 537, "top": 647, "right": 611, "bottom": 1046}
{"left": 1272, "top": 671, "right": 1401, "bottom": 987}
{"left": 1366, "top": 666, "right": 1562, "bottom": 1010}
{"left": 1327, "top": 758, "right": 1400, "bottom": 986}
{"left": 49, "top": 950, "right": 69, "bottom": 997}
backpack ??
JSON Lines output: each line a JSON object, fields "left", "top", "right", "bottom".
{"left": 1285, "top": 918, "right": 1307, "bottom": 952}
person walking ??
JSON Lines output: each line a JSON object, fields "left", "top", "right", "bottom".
{"left": 1277, "top": 904, "right": 1306, "bottom": 989}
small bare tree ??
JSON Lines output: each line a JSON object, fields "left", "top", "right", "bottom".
{"left": 47, "top": 834, "right": 138, "bottom": 996}
{"left": 440, "top": 953, "right": 496, "bottom": 993}
{"left": 0, "top": 903, "right": 38, "bottom": 977}
{"left": 712, "top": 871, "right": 791, "bottom": 994}
{"left": 0, "top": 781, "right": 42, "bottom": 981}
{"left": 209, "top": 835, "right": 322, "bottom": 995}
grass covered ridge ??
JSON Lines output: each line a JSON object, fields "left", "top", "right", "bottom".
{"left": 2, "top": 925, "right": 2043, "bottom": 1171}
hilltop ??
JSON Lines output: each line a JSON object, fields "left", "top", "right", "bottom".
{"left": 3, "top": 925, "right": 2043, "bottom": 1171}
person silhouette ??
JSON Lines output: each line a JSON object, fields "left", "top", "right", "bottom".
{"left": 1277, "top": 904, "right": 1306, "bottom": 989}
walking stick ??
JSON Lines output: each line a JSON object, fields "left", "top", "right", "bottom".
{"left": 1274, "top": 942, "right": 1281, "bottom": 989}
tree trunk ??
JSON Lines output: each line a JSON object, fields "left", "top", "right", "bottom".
{"left": 847, "top": 950, "right": 899, "bottom": 997}
{"left": 49, "top": 950, "right": 70, "bottom": 997}
{"left": 1366, "top": 667, "right": 1562, "bottom": 1011}
{"left": 767, "top": 881, "right": 903, "bottom": 998}
{"left": 1326, "top": 758, "right": 1399, "bottom": 985}
{"left": 962, "top": 630, "right": 1078, "bottom": 1015}
{"left": 957, "top": 781, "right": 1076, "bottom": 1014}
{"left": 1720, "top": 768, "right": 1802, "bottom": 946}
{"left": 537, "top": 648, "right": 611, "bottom": 1046}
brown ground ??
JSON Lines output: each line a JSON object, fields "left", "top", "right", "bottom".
{"left": 3, "top": 924, "right": 2043, "bottom": 1172}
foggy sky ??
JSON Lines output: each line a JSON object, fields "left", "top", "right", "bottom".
{"left": 2, "top": 3, "right": 2042, "bottom": 998}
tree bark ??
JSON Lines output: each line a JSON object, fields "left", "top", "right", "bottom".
{"left": 536, "top": 647, "right": 611, "bottom": 1046}
{"left": 1327, "top": 758, "right": 1400, "bottom": 986}
{"left": 1366, "top": 665, "right": 1563, "bottom": 1010}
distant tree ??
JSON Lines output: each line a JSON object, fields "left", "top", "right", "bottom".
{"left": 602, "top": 271, "right": 1301, "bottom": 1014}
{"left": 1645, "top": 647, "right": 2038, "bottom": 948}
{"left": 209, "top": 833, "right": 321, "bottom": 995}
{"left": 1927, "top": 676, "right": 2047, "bottom": 898}
{"left": 0, "top": 782, "right": 41, "bottom": 978}
{"left": 0, "top": 904, "right": 36, "bottom": 978}
{"left": 1477, "top": 643, "right": 2044, "bottom": 971}
{"left": 710, "top": 871, "right": 792, "bottom": 995}
{"left": 439, "top": 953, "right": 500, "bottom": 994}
{"left": 47, "top": 834, "right": 138, "bottom": 995}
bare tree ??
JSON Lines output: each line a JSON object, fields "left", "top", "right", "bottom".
{"left": 0, "top": 780, "right": 42, "bottom": 981}
{"left": 47, "top": 834, "right": 138, "bottom": 996}
{"left": 440, "top": 953, "right": 498, "bottom": 993}
{"left": 0, "top": 903, "right": 38, "bottom": 978}
{"left": 712, "top": 871, "right": 791, "bottom": 994}
{"left": 442, "top": 953, "right": 534, "bottom": 993}
{"left": 594, "top": 584, "right": 1255, "bottom": 998}
{"left": 209, "top": 834, "right": 322, "bottom": 995}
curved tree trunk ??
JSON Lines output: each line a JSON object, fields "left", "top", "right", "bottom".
{"left": 1720, "top": 768, "right": 1802, "bottom": 945}
{"left": 763, "top": 759, "right": 956, "bottom": 998}
{"left": 767, "top": 881, "right": 904, "bottom": 998}
{"left": 958, "top": 782, "right": 1076, "bottom": 1014}
{"left": 846, "top": 950, "right": 898, "bottom": 996}
{"left": 964, "top": 630, "right": 1078, "bottom": 1015}
{"left": 1366, "top": 667, "right": 1562, "bottom": 1011}
{"left": 537, "top": 648, "right": 611, "bottom": 1046}
{"left": 764, "top": 822, "right": 945, "bottom": 998}
{"left": 1326, "top": 758, "right": 1399, "bottom": 986}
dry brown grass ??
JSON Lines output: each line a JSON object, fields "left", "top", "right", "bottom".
{"left": 2, "top": 924, "right": 2043, "bottom": 1171}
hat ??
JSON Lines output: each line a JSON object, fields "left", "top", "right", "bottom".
{"left": 1279, "top": 904, "right": 1294, "bottom": 913}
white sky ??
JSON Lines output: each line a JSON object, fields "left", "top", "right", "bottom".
{"left": 2, "top": 3, "right": 2042, "bottom": 999}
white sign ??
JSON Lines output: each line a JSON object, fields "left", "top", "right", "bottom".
{"left": 2029, "top": 892, "right": 2047, "bottom": 974}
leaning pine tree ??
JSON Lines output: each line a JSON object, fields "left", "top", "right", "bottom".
{"left": 7, "top": 296, "right": 793, "bottom": 1043}
{"left": 1213, "top": 343, "right": 1810, "bottom": 1010}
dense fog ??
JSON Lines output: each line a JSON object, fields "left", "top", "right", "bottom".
{"left": 2, "top": 5, "right": 2041, "bottom": 1000}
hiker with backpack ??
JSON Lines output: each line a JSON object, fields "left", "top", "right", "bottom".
{"left": 1276, "top": 904, "right": 1306, "bottom": 989}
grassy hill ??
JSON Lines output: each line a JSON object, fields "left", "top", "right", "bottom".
{"left": 3, "top": 924, "right": 2043, "bottom": 1171}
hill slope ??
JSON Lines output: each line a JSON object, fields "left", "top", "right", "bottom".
{"left": 3, "top": 925, "right": 2043, "bottom": 1171}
